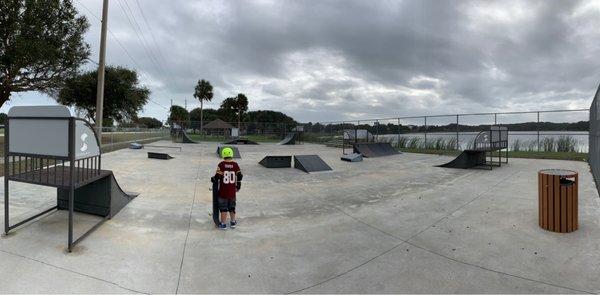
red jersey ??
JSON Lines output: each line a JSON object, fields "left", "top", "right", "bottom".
{"left": 216, "top": 160, "right": 241, "bottom": 199}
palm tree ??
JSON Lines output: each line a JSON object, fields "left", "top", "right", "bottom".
{"left": 193, "top": 79, "right": 213, "bottom": 134}
{"left": 234, "top": 93, "right": 248, "bottom": 130}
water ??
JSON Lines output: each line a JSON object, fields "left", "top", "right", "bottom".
{"left": 379, "top": 131, "right": 589, "bottom": 152}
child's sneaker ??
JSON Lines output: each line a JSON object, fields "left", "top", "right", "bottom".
{"left": 218, "top": 223, "right": 227, "bottom": 230}
{"left": 230, "top": 220, "right": 237, "bottom": 228}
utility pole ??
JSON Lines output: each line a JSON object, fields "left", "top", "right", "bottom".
{"left": 95, "top": 0, "right": 109, "bottom": 137}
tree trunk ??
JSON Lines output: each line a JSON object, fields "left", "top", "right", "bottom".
{"left": 200, "top": 100, "right": 204, "bottom": 135}
{"left": 238, "top": 109, "right": 241, "bottom": 132}
{"left": 0, "top": 86, "right": 11, "bottom": 108}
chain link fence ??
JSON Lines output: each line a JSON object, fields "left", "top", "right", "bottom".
{"left": 302, "top": 109, "right": 589, "bottom": 154}
{"left": 589, "top": 85, "right": 600, "bottom": 193}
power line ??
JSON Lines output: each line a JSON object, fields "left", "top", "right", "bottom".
{"left": 123, "top": 0, "right": 180, "bottom": 94}
{"left": 115, "top": 0, "right": 180, "bottom": 105}
{"left": 74, "top": 0, "right": 143, "bottom": 69}
{"left": 134, "top": 0, "right": 170, "bottom": 70}
{"left": 74, "top": 0, "right": 171, "bottom": 113}
{"left": 115, "top": 0, "right": 164, "bottom": 74}
{"left": 120, "top": 0, "right": 165, "bottom": 71}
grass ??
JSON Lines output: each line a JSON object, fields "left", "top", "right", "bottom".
{"left": 400, "top": 148, "right": 587, "bottom": 162}
{"left": 187, "top": 133, "right": 281, "bottom": 143}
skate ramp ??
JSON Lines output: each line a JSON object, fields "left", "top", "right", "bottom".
{"left": 353, "top": 142, "right": 399, "bottom": 158}
{"left": 437, "top": 150, "right": 486, "bottom": 169}
{"left": 341, "top": 153, "right": 363, "bottom": 162}
{"left": 148, "top": 152, "right": 173, "bottom": 160}
{"left": 181, "top": 131, "right": 198, "bottom": 144}
{"left": 57, "top": 172, "right": 138, "bottom": 217}
{"left": 259, "top": 156, "right": 292, "bottom": 168}
{"left": 216, "top": 146, "right": 241, "bottom": 158}
{"left": 224, "top": 139, "right": 259, "bottom": 145}
{"left": 294, "top": 155, "right": 332, "bottom": 173}
{"left": 278, "top": 133, "right": 297, "bottom": 145}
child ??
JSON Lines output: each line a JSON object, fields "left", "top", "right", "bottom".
{"left": 214, "top": 147, "right": 243, "bottom": 230}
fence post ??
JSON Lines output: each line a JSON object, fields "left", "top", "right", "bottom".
{"left": 330, "top": 123, "right": 333, "bottom": 143}
{"left": 397, "top": 118, "right": 401, "bottom": 149}
{"left": 375, "top": 120, "right": 379, "bottom": 142}
{"left": 537, "top": 112, "right": 540, "bottom": 152}
{"left": 356, "top": 120, "right": 359, "bottom": 143}
{"left": 456, "top": 114, "right": 459, "bottom": 150}
{"left": 494, "top": 113, "right": 497, "bottom": 125}
{"left": 424, "top": 116, "right": 427, "bottom": 148}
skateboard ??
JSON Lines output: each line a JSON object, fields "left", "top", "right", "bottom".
{"left": 210, "top": 177, "right": 220, "bottom": 225}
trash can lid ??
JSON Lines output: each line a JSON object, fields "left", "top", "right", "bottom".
{"left": 539, "top": 169, "right": 577, "bottom": 176}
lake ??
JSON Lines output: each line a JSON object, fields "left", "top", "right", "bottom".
{"left": 378, "top": 131, "right": 589, "bottom": 152}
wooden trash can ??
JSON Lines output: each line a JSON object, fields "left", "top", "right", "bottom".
{"left": 538, "top": 169, "right": 578, "bottom": 233}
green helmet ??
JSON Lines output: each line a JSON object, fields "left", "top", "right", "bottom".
{"left": 221, "top": 147, "right": 234, "bottom": 159}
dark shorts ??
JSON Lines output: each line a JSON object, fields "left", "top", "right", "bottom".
{"left": 218, "top": 197, "right": 236, "bottom": 213}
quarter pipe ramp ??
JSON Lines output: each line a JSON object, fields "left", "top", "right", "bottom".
{"left": 353, "top": 142, "right": 399, "bottom": 158}
{"left": 278, "top": 133, "right": 297, "bottom": 145}
{"left": 437, "top": 150, "right": 486, "bottom": 169}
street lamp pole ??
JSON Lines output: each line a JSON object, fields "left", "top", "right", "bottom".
{"left": 95, "top": 0, "right": 109, "bottom": 138}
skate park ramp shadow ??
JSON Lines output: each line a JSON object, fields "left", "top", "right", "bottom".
{"left": 216, "top": 146, "right": 241, "bottom": 158}
{"left": 353, "top": 142, "right": 399, "bottom": 158}
{"left": 294, "top": 155, "right": 332, "bottom": 173}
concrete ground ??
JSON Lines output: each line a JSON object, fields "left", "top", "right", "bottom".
{"left": 0, "top": 141, "right": 599, "bottom": 293}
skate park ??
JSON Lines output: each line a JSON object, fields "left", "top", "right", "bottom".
{"left": 1, "top": 135, "right": 599, "bottom": 293}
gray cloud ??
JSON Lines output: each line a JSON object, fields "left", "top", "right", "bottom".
{"left": 4, "top": 0, "right": 599, "bottom": 123}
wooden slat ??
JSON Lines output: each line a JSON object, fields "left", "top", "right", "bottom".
{"left": 541, "top": 174, "right": 548, "bottom": 229}
{"left": 538, "top": 172, "right": 543, "bottom": 227}
{"left": 548, "top": 175, "right": 558, "bottom": 230}
{"left": 560, "top": 185, "right": 567, "bottom": 233}
{"left": 567, "top": 185, "right": 573, "bottom": 232}
{"left": 554, "top": 175, "right": 560, "bottom": 231}
{"left": 574, "top": 173, "right": 579, "bottom": 231}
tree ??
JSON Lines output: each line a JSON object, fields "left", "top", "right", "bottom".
{"left": 190, "top": 107, "right": 220, "bottom": 131}
{"left": 103, "top": 117, "right": 114, "bottom": 127}
{"left": 0, "top": 113, "right": 7, "bottom": 125}
{"left": 137, "top": 117, "right": 163, "bottom": 129}
{"left": 220, "top": 93, "right": 248, "bottom": 129}
{"left": 55, "top": 66, "right": 150, "bottom": 123}
{"left": 193, "top": 79, "right": 213, "bottom": 134}
{"left": 245, "top": 110, "right": 297, "bottom": 125}
{"left": 169, "top": 105, "right": 189, "bottom": 127}
{"left": 0, "top": 0, "right": 90, "bottom": 107}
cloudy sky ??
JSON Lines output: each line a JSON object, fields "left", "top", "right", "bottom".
{"left": 3, "top": 0, "right": 600, "bottom": 123}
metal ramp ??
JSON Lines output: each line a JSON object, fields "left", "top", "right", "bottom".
{"left": 294, "top": 155, "right": 332, "bottom": 173}
{"left": 224, "top": 139, "right": 259, "bottom": 145}
{"left": 437, "top": 150, "right": 486, "bottom": 169}
{"left": 57, "top": 172, "right": 139, "bottom": 217}
{"left": 352, "top": 142, "right": 399, "bottom": 158}
{"left": 438, "top": 126, "right": 508, "bottom": 170}
{"left": 216, "top": 146, "right": 241, "bottom": 158}
{"left": 259, "top": 156, "right": 292, "bottom": 168}
{"left": 148, "top": 152, "right": 173, "bottom": 160}
{"left": 278, "top": 133, "right": 297, "bottom": 145}
{"left": 341, "top": 153, "right": 363, "bottom": 162}
{"left": 181, "top": 131, "right": 198, "bottom": 143}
